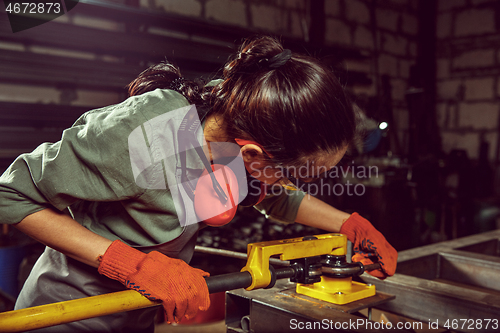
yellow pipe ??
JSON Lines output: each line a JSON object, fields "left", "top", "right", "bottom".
{"left": 0, "top": 290, "right": 159, "bottom": 333}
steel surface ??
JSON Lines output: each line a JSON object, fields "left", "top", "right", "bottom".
{"left": 226, "top": 279, "right": 399, "bottom": 333}
{"left": 360, "top": 230, "right": 500, "bottom": 332}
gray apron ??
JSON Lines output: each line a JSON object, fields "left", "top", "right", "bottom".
{"left": 15, "top": 223, "right": 201, "bottom": 333}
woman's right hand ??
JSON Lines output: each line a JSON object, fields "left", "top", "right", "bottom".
{"left": 98, "top": 240, "right": 210, "bottom": 323}
{"left": 340, "top": 213, "right": 398, "bottom": 279}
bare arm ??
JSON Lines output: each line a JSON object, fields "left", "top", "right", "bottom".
{"left": 295, "top": 194, "right": 351, "bottom": 232}
{"left": 14, "top": 208, "right": 112, "bottom": 268}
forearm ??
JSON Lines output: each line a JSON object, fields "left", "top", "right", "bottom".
{"left": 14, "top": 208, "right": 112, "bottom": 268}
{"left": 295, "top": 194, "right": 351, "bottom": 232}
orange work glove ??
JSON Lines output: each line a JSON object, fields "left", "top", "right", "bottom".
{"left": 98, "top": 240, "right": 210, "bottom": 323}
{"left": 340, "top": 213, "right": 397, "bottom": 279}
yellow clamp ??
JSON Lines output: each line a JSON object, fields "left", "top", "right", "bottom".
{"left": 240, "top": 233, "right": 347, "bottom": 290}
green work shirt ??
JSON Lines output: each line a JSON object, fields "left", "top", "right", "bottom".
{"left": 0, "top": 88, "right": 305, "bottom": 246}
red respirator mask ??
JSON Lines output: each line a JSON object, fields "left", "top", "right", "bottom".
{"left": 177, "top": 108, "right": 267, "bottom": 227}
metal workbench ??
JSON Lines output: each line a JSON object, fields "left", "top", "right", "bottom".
{"left": 361, "top": 230, "right": 500, "bottom": 332}
{"left": 225, "top": 279, "right": 403, "bottom": 332}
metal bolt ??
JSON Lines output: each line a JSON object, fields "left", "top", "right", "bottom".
{"left": 334, "top": 291, "right": 344, "bottom": 295}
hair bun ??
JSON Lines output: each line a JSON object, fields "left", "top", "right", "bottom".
{"left": 224, "top": 36, "right": 287, "bottom": 76}
{"left": 263, "top": 49, "right": 292, "bottom": 69}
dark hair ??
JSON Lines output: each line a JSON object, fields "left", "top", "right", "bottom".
{"left": 127, "top": 36, "right": 356, "bottom": 168}
{"left": 127, "top": 62, "right": 208, "bottom": 105}
{"left": 212, "top": 36, "right": 355, "bottom": 167}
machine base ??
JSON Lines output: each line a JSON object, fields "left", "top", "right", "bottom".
{"left": 297, "top": 276, "right": 376, "bottom": 305}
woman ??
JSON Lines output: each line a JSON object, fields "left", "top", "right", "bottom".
{"left": 0, "top": 36, "right": 397, "bottom": 332}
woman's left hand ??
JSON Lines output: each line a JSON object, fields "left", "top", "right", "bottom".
{"left": 295, "top": 195, "right": 397, "bottom": 279}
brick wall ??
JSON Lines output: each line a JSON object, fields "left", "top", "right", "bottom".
{"left": 322, "top": 0, "right": 419, "bottom": 154}
{"left": 436, "top": 0, "right": 499, "bottom": 160}
{"left": 146, "top": 0, "right": 308, "bottom": 37}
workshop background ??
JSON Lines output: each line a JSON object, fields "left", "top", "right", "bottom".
{"left": 1, "top": 0, "right": 500, "bottom": 329}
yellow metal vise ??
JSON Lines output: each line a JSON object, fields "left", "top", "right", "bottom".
{"left": 241, "top": 233, "right": 376, "bottom": 305}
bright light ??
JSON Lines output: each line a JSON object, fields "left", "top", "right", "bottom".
{"left": 379, "top": 122, "right": 388, "bottom": 130}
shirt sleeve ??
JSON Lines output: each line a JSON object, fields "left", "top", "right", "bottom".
{"left": 0, "top": 91, "right": 184, "bottom": 225}
{"left": 254, "top": 190, "right": 306, "bottom": 224}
